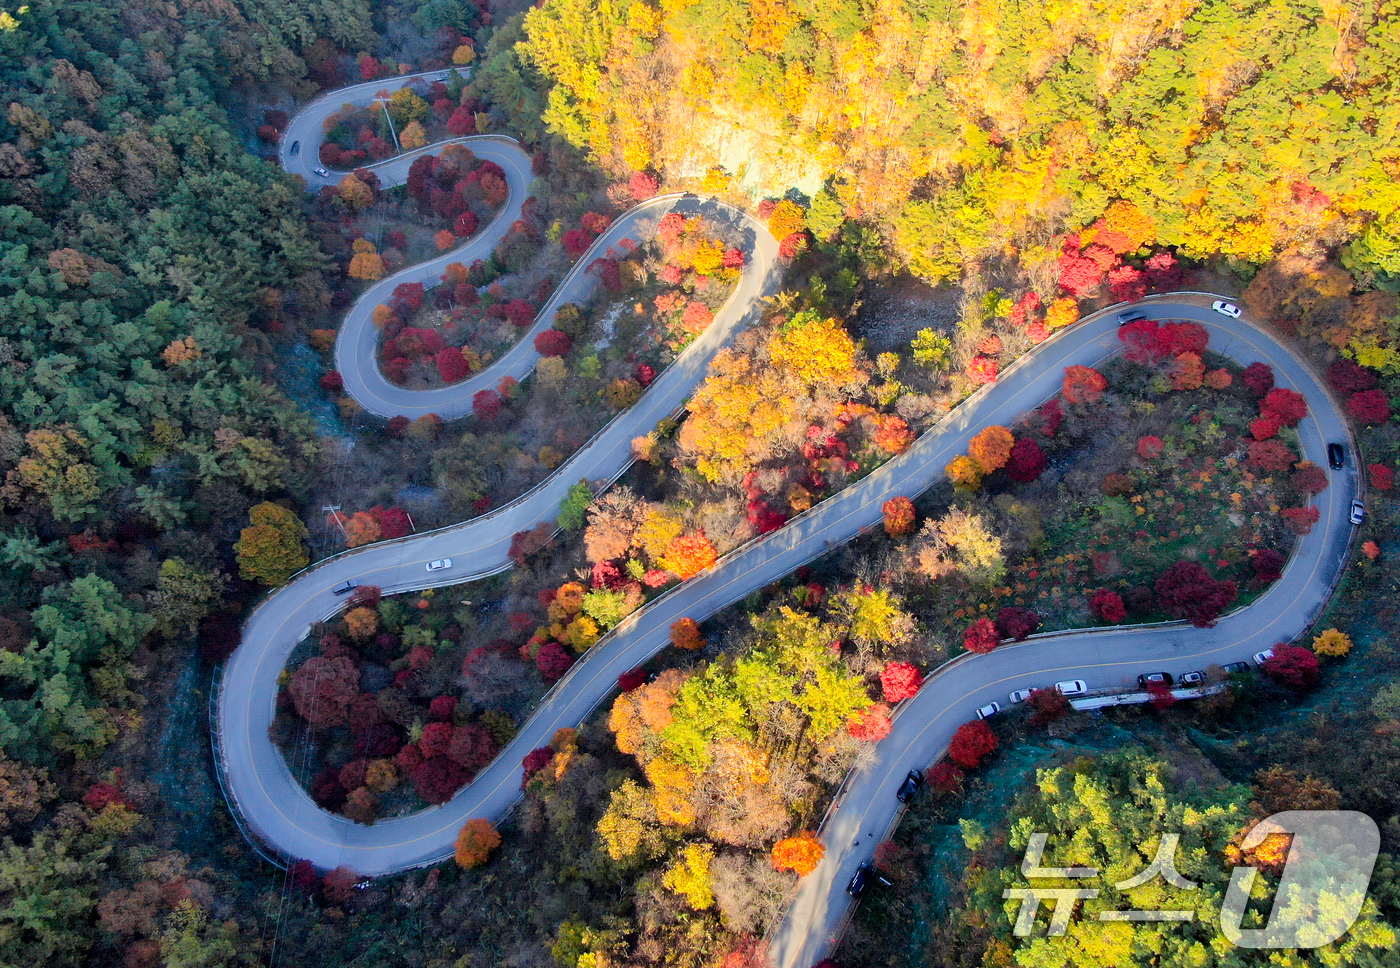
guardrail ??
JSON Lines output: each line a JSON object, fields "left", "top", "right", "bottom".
{"left": 208, "top": 664, "right": 288, "bottom": 869}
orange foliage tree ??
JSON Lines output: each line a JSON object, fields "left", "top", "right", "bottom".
{"left": 882, "top": 496, "right": 916, "bottom": 535}
{"left": 968, "top": 426, "right": 1014, "bottom": 474}
{"left": 343, "top": 510, "right": 381, "bottom": 547}
{"left": 771, "top": 830, "right": 825, "bottom": 875}
{"left": 454, "top": 818, "right": 502, "bottom": 868}
{"left": 874, "top": 415, "right": 914, "bottom": 454}
{"left": 670, "top": 617, "right": 706, "bottom": 650}
{"left": 663, "top": 533, "right": 717, "bottom": 579}
{"left": 1062, "top": 365, "right": 1107, "bottom": 405}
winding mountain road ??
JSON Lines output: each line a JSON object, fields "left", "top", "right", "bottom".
{"left": 215, "top": 75, "right": 1364, "bottom": 967}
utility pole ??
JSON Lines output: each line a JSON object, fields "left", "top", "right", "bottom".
{"left": 406, "top": 512, "right": 417, "bottom": 533}
{"left": 373, "top": 96, "right": 402, "bottom": 152}
{"left": 322, "top": 504, "right": 346, "bottom": 539}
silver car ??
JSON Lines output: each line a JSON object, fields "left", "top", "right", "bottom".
{"left": 976, "top": 701, "right": 1001, "bottom": 720}
{"left": 314, "top": 165, "right": 330, "bottom": 178}
{"left": 1054, "top": 679, "right": 1088, "bottom": 696}
{"left": 1351, "top": 500, "right": 1366, "bottom": 525}
{"left": 1253, "top": 648, "right": 1274, "bottom": 666}
{"left": 426, "top": 558, "right": 453, "bottom": 572}
{"left": 1008, "top": 688, "right": 1033, "bottom": 703}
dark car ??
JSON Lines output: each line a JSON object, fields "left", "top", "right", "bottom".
{"left": 1328, "top": 443, "right": 1346, "bottom": 470}
{"left": 1118, "top": 312, "right": 1147, "bottom": 326}
{"left": 895, "top": 769, "right": 924, "bottom": 803}
{"left": 289, "top": 140, "right": 300, "bottom": 156}
{"left": 1137, "top": 672, "right": 1173, "bottom": 688}
{"left": 332, "top": 579, "right": 358, "bottom": 595}
{"left": 1221, "top": 661, "right": 1251, "bottom": 675}
{"left": 847, "top": 863, "right": 873, "bottom": 897}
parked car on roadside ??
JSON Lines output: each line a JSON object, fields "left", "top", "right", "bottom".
{"left": 1351, "top": 500, "right": 1366, "bottom": 525}
{"left": 1212, "top": 300, "right": 1242, "bottom": 318}
{"left": 1180, "top": 671, "right": 1206, "bottom": 686}
{"left": 976, "top": 701, "right": 1002, "bottom": 720}
{"left": 1137, "top": 672, "right": 1173, "bottom": 688}
{"left": 1055, "top": 679, "right": 1088, "bottom": 696}
{"left": 1253, "top": 648, "right": 1275, "bottom": 666}
{"left": 1008, "top": 688, "right": 1033, "bottom": 703}
{"left": 1328, "top": 442, "right": 1346, "bottom": 470}
{"left": 1221, "top": 661, "right": 1251, "bottom": 675}
{"left": 895, "top": 769, "right": 924, "bottom": 803}
{"left": 847, "top": 864, "right": 873, "bottom": 897}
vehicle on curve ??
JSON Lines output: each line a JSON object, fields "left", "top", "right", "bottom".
{"left": 314, "top": 165, "right": 330, "bottom": 177}
{"left": 1212, "top": 300, "right": 1242, "bottom": 318}
{"left": 1253, "top": 648, "right": 1275, "bottom": 666}
{"left": 426, "top": 558, "right": 453, "bottom": 572}
{"left": 1055, "top": 679, "right": 1088, "bottom": 696}
{"left": 1008, "top": 688, "right": 1034, "bottom": 703}
{"left": 289, "top": 140, "right": 300, "bottom": 156}
{"left": 976, "top": 701, "right": 1001, "bottom": 720}
{"left": 1137, "top": 672, "right": 1173, "bottom": 688}
{"left": 846, "top": 863, "right": 873, "bottom": 897}
{"left": 1351, "top": 500, "right": 1366, "bottom": 525}
{"left": 1118, "top": 312, "right": 1147, "bottom": 326}
{"left": 1221, "top": 661, "right": 1251, "bottom": 675}
{"left": 331, "top": 579, "right": 358, "bottom": 595}
{"left": 895, "top": 769, "right": 924, "bottom": 803}
{"left": 1180, "top": 671, "right": 1206, "bottom": 686}
{"left": 1328, "top": 442, "right": 1346, "bottom": 469}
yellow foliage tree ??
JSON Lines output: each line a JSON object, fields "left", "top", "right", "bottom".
{"left": 344, "top": 606, "right": 378, "bottom": 642}
{"left": 235, "top": 502, "right": 308, "bottom": 586}
{"left": 944, "top": 455, "right": 983, "bottom": 490}
{"left": 767, "top": 199, "right": 806, "bottom": 239}
{"left": 400, "top": 121, "right": 427, "bottom": 150}
{"left": 1311, "top": 628, "right": 1353, "bottom": 658}
{"left": 768, "top": 316, "right": 866, "bottom": 395}
{"left": 1045, "top": 297, "right": 1079, "bottom": 330}
{"left": 662, "top": 843, "right": 715, "bottom": 910}
{"left": 644, "top": 756, "right": 696, "bottom": 827}
{"left": 452, "top": 44, "right": 475, "bottom": 65}
{"left": 348, "top": 251, "right": 385, "bottom": 281}
{"left": 337, "top": 174, "right": 373, "bottom": 211}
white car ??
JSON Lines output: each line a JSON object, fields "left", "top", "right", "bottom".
{"left": 1253, "top": 648, "right": 1274, "bottom": 666}
{"left": 1054, "top": 679, "right": 1088, "bottom": 696}
{"left": 1008, "top": 688, "right": 1034, "bottom": 703}
{"left": 1351, "top": 500, "right": 1366, "bottom": 526}
{"left": 426, "top": 558, "right": 453, "bottom": 572}
{"left": 314, "top": 165, "right": 330, "bottom": 177}
{"left": 1212, "top": 300, "right": 1242, "bottom": 318}
{"left": 976, "top": 701, "right": 1001, "bottom": 720}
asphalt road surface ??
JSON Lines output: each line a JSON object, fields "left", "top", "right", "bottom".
{"left": 214, "top": 78, "right": 1363, "bottom": 967}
